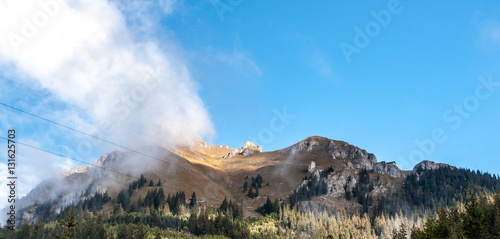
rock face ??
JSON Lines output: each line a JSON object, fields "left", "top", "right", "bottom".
{"left": 223, "top": 149, "right": 239, "bottom": 159}
{"left": 22, "top": 207, "right": 36, "bottom": 221}
{"left": 222, "top": 141, "right": 262, "bottom": 159}
{"left": 60, "top": 154, "right": 107, "bottom": 177}
{"left": 308, "top": 161, "right": 316, "bottom": 173}
{"left": 243, "top": 141, "right": 255, "bottom": 149}
{"left": 373, "top": 162, "right": 406, "bottom": 178}
{"left": 289, "top": 137, "right": 378, "bottom": 170}
{"left": 412, "top": 160, "right": 448, "bottom": 173}
{"left": 240, "top": 148, "right": 255, "bottom": 157}
{"left": 325, "top": 169, "right": 358, "bottom": 198}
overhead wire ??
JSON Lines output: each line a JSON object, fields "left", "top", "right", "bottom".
{"left": 0, "top": 135, "right": 138, "bottom": 179}
{"left": 0, "top": 75, "right": 168, "bottom": 146}
{"left": 0, "top": 101, "right": 198, "bottom": 174}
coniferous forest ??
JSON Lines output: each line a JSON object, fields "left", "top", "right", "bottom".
{"left": 1, "top": 168, "right": 500, "bottom": 238}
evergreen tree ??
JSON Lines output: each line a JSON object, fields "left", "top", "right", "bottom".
{"left": 256, "top": 174, "right": 263, "bottom": 188}
{"left": 247, "top": 186, "right": 254, "bottom": 199}
{"left": 243, "top": 181, "right": 248, "bottom": 193}
{"left": 54, "top": 204, "right": 78, "bottom": 239}
{"left": 116, "top": 224, "right": 130, "bottom": 239}
{"left": 391, "top": 225, "right": 407, "bottom": 239}
{"left": 190, "top": 192, "right": 197, "bottom": 208}
{"left": 462, "top": 188, "right": 486, "bottom": 238}
{"left": 140, "top": 174, "right": 146, "bottom": 187}
{"left": 220, "top": 197, "right": 229, "bottom": 211}
{"left": 135, "top": 224, "right": 146, "bottom": 239}
{"left": 149, "top": 180, "right": 154, "bottom": 187}
{"left": 157, "top": 178, "right": 162, "bottom": 186}
{"left": 117, "top": 190, "right": 130, "bottom": 211}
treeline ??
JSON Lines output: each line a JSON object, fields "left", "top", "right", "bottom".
{"left": 376, "top": 167, "right": 500, "bottom": 217}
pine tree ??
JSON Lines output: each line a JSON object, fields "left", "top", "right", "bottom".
{"left": 190, "top": 192, "right": 197, "bottom": 207}
{"left": 116, "top": 224, "right": 130, "bottom": 239}
{"left": 259, "top": 196, "right": 273, "bottom": 215}
{"left": 243, "top": 181, "right": 248, "bottom": 193}
{"left": 463, "top": 188, "right": 486, "bottom": 238}
{"left": 135, "top": 224, "right": 146, "bottom": 239}
{"left": 256, "top": 174, "right": 263, "bottom": 188}
{"left": 140, "top": 174, "right": 146, "bottom": 187}
{"left": 247, "top": 186, "right": 254, "bottom": 199}
{"left": 157, "top": 178, "right": 162, "bottom": 186}
{"left": 220, "top": 197, "right": 229, "bottom": 211}
{"left": 273, "top": 199, "right": 280, "bottom": 214}
{"left": 149, "top": 180, "right": 154, "bottom": 187}
{"left": 54, "top": 204, "right": 78, "bottom": 239}
{"left": 391, "top": 225, "right": 407, "bottom": 239}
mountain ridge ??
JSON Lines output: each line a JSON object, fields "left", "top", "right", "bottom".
{"left": 6, "top": 135, "right": 463, "bottom": 225}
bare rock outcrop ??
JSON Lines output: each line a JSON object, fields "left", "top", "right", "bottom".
{"left": 289, "top": 137, "right": 378, "bottom": 170}
{"left": 412, "top": 160, "right": 450, "bottom": 173}
{"left": 308, "top": 161, "right": 316, "bottom": 173}
{"left": 324, "top": 169, "right": 358, "bottom": 198}
{"left": 373, "top": 162, "right": 406, "bottom": 178}
{"left": 60, "top": 154, "right": 107, "bottom": 177}
{"left": 222, "top": 141, "right": 262, "bottom": 159}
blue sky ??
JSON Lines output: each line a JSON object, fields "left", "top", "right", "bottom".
{"left": 186, "top": 1, "right": 500, "bottom": 172}
{"left": 0, "top": 0, "right": 500, "bottom": 204}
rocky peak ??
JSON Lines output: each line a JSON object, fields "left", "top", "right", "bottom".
{"left": 243, "top": 141, "right": 255, "bottom": 148}
{"left": 60, "top": 154, "right": 108, "bottom": 177}
{"left": 222, "top": 141, "right": 262, "bottom": 159}
{"left": 412, "top": 160, "right": 451, "bottom": 174}
{"left": 289, "top": 136, "right": 378, "bottom": 170}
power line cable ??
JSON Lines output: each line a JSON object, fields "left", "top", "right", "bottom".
{"left": 0, "top": 102, "right": 195, "bottom": 173}
{"left": 0, "top": 75, "right": 167, "bottom": 145}
{"left": 0, "top": 136, "right": 138, "bottom": 179}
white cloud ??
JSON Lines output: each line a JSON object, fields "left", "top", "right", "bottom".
{"left": 0, "top": 162, "right": 8, "bottom": 211}
{"left": 0, "top": 0, "right": 214, "bottom": 145}
{"left": 0, "top": 139, "right": 77, "bottom": 216}
{"left": 0, "top": 0, "right": 215, "bottom": 214}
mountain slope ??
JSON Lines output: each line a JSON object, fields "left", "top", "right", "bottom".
{"left": 8, "top": 135, "right": 500, "bottom": 228}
